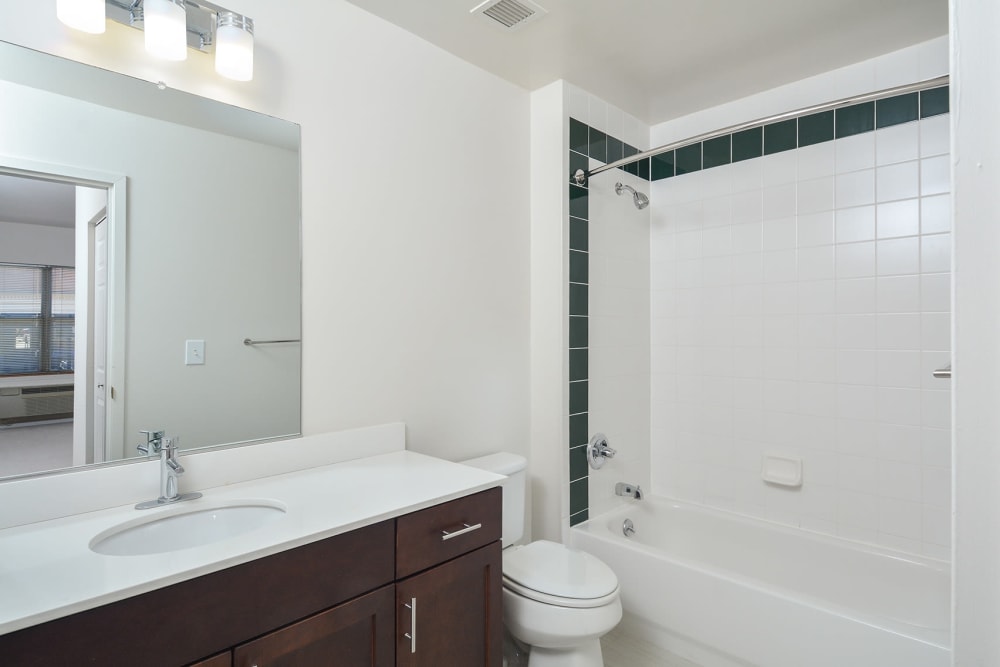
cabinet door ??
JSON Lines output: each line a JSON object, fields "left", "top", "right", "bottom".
{"left": 189, "top": 652, "right": 232, "bottom": 667}
{"left": 396, "top": 542, "right": 502, "bottom": 667}
{"left": 234, "top": 585, "right": 394, "bottom": 667}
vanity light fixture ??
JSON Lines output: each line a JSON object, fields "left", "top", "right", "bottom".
{"left": 214, "top": 11, "right": 254, "bottom": 81}
{"left": 57, "top": 0, "right": 255, "bottom": 81}
{"left": 143, "top": 0, "right": 187, "bottom": 61}
{"left": 56, "top": 0, "right": 106, "bottom": 34}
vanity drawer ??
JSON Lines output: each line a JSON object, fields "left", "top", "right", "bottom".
{"left": 396, "top": 487, "right": 501, "bottom": 578}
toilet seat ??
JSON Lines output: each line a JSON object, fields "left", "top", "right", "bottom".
{"left": 503, "top": 540, "right": 619, "bottom": 609}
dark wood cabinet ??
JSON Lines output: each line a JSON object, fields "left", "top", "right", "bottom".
{"left": 234, "top": 585, "right": 395, "bottom": 667}
{"left": 0, "top": 488, "right": 502, "bottom": 667}
{"left": 396, "top": 542, "right": 502, "bottom": 667}
{"left": 189, "top": 652, "right": 232, "bottom": 667}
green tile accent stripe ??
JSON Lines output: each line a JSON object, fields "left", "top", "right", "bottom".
{"left": 877, "top": 92, "right": 919, "bottom": 128}
{"left": 921, "top": 87, "right": 949, "bottom": 118}
{"left": 565, "top": 85, "right": 953, "bottom": 182}
{"left": 764, "top": 118, "right": 797, "bottom": 154}
{"left": 798, "top": 110, "right": 834, "bottom": 147}
{"left": 835, "top": 101, "right": 874, "bottom": 138}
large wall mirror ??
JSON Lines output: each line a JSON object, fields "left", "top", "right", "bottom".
{"left": 0, "top": 41, "right": 301, "bottom": 480}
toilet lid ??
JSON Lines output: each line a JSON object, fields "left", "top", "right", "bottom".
{"left": 503, "top": 540, "right": 618, "bottom": 601}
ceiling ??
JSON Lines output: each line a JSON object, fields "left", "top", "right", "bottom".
{"left": 0, "top": 173, "right": 76, "bottom": 229}
{"left": 344, "top": 0, "right": 948, "bottom": 125}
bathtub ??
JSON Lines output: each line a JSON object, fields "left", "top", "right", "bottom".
{"left": 569, "top": 497, "right": 950, "bottom": 667}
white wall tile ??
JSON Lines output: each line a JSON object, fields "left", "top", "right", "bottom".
{"left": 877, "top": 350, "right": 922, "bottom": 388}
{"left": 920, "top": 115, "right": 950, "bottom": 158}
{"left": 876, "top": 161, "right": 920, "bottom": 202}
{"left": 798, "top": 246, "right": 835, "bottom": 281}
{"left": 837, "top": 278, "right": 877, "bottom": 314}
{"left": 836, "top": 205, "right": 876, "bottom": 243}
{"left": 920, "top": 273, "right": 950, "bottom": 312}
{"left": 920, "top": 155, "right": 950, "bottom": 196}
{"left": 921, "top": 233, "right": 951, "bottom": 273}
{"left": 648, "top": 97, "right": 949, "bottom": 559}
{"left": 798, "top": 211, "right": 835, "bottom": 247}
{"left": 836, "top": 133, "right": 876, "bottom": 173}
{"left": 798, "top": 141, "right": 836, "bottom": 180}
{"left": 878, "top": 460, "right": 922, "bottom": 501}
{"left": 763, "top": 184, "right": 797, "bottom": 221}
{"left": 836, "top": 169, "right": 876, "bottom": 208}
{"left": 877, "top": 237, "right": 920, "bottom": 276}
{"left": 876, "top": 123, "right": 920, "bottom": 166}
{"left": 921, "top": 194, "right": 951, "bottom": 234}
{"left": 838, "top": 314, "right": 878, "bottom": 349}
{"left": 877, "top": 275, "right": 920, "bottom": 313}
{"left": 879, "top": 497, "right": 923, "bottom": 539}
{"left": 878, "top": 313, "right": 922, "bottom": 350}
{"left": 837, "top": 350, "right": 877, "bottom": 386}
{"left": 798, "top": 176, "right": 835, "bottom": 214}
{"left": 762, "top": 216, "right": 797, "bottom": 250}
{"left": 877, "top": 387, "right": 922, "bottom": 426}
{"left": 836, "top": 241, "right": 876, "bottom": 278}
{"left": 877, "top": 423, "right": 923, "bottom": 463}
{"left": 877, "top": 199, "right": 920, "bottom": 239}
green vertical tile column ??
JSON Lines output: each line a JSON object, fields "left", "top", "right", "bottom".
{"left": 568, "top": 118, "right": 590, "bottom": 526}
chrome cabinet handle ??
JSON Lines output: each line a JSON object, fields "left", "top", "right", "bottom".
{"left": 441, "top": 522, "right": 482, "bottom": 541}
{"left": 403, "top": 597, "right": 417, "bottom": 653}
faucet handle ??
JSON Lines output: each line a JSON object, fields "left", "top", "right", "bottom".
{"left": 137, "top": 429, "right": 165, "bottom": 455}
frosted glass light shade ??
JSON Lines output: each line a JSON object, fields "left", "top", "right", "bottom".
{"left": 144, "top": 0, "right": 187, "bottom": 61}
{"left": 56, "top": 0, "right": 106, "bottom": 34}
{"left": 215, "top": 13, "right": 254, "bottom": 81}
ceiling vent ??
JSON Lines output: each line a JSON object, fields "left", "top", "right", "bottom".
{"left": 471, "top": 0, "right": 548, "bottom": 31}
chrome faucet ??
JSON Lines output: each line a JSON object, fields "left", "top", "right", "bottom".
{"left": 615, "top": 482, "right": 643, "bottom": 500}
{"left": 135, "top": 432, "right": 202, "bottom": 510}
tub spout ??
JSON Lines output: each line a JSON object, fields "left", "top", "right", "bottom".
{"left": 615, "top": 482, "right": 642, "bottom": 500}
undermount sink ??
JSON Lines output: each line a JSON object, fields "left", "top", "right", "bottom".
{"left": 89, "top": 500, "right": 286, "bottom": 557}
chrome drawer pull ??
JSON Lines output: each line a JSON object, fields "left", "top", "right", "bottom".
{"left": 403, "top": 597, "right": 417, "bottom": 653}
{"left": 441, "top": 522, "right": 482, "bottom": 541}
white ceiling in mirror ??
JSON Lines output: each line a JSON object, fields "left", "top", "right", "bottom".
{"left": 0, "top": 175, "right": 75, "bottom": 228}
{"left": 342, "top": 0, "right": 948, "bottom": 124}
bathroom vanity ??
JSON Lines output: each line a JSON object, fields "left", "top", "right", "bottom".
{"left": 0, "top": 446, "right": 505, "bottom": 666}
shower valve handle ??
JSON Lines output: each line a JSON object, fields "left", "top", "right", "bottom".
{"left": 587, "top": 433, "right": 616, "bottom": 469}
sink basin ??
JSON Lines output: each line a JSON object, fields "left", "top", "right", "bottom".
{"left": 90, "top": 500, "right": 286, "bottom": 557}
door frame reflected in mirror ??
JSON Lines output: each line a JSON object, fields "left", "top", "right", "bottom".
{"left": 0, "top": 157, "right": 127, "bottom": 477}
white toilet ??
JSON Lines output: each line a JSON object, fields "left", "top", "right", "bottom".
{"left": 461, "top": 453, "right": 622, "bottom": 667}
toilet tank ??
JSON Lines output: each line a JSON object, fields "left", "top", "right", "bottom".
{"left": 460, "top": 452, "right": 526, "bottom": 546}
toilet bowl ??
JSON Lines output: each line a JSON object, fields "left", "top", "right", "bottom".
{"left": 460, "top": 454, "right": 622, "bottom": 667}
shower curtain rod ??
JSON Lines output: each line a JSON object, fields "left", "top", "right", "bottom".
{"left": 573, "top": 74, "right": 950, "bottom": 186}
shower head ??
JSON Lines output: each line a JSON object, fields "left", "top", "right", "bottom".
{"left": 615, "top": 182, "right": 650, "bottom": 210}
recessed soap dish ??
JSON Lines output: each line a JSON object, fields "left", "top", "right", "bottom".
{"left": 761, "top": 454, "right": 802, "bottom": 488}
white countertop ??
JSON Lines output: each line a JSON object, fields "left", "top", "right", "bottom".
{"left": 0, "top": 450, "right": 505, "bottom": 635}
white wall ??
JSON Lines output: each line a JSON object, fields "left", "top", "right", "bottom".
{"left": 0, "top": 1, "right": 531, "bottom": 465}
{"left": 951, "top": 0, "right": 1000, "bottom": 662}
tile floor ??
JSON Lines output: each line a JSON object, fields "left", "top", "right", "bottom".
{"left": 602, "top": 625, "right": 704, "bottom": 667}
